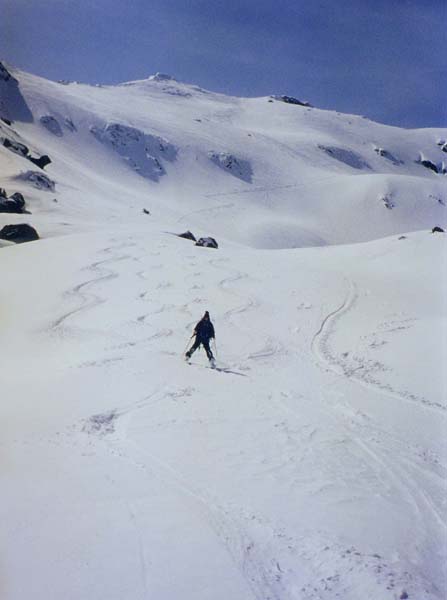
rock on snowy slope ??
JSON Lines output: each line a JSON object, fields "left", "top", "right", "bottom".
{"left": 40, "top": 115, "right": 63, "bottom": 137}
{"left": 208, "top": 152, "right": 253, "bottom": 182}
{"left": 16, "top": 171, "right": 55, "bottom": 191}
{"left": 195, "top": 236, "right": 218, "bottom": 248}
{"left": 0, "top": 191, "right": 27, "bottom": 213}
{"left": 0, "top": 61, "right": 33, "bottom": 122}
{"left": 90, "top": 123, "right": 177, "bottom": 181}
{"left": 177, "top": 230, "right": 197, "bottom": 241}
{"left": 2, "top": 137, "right": 52, "bottom": 169}
{"left": 0, "top": 223, "right": 39, "bottom": 243}
{"left": 271, "top": 94, "right": 312, "bottom": 107}
{"left": 319, "top": 145, "right": 371, "bottom": 170}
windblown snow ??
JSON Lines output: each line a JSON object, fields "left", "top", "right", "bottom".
{"left": 1, "top": 61, "right": 446, "bottom": 600}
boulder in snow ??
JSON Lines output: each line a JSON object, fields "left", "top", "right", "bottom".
{"left": 177, "top": 230, "right": 196, "bottom": 241}
{"left": 0, "top": 223, "right": 39, "bottom": 243}
{"left": 3, "top": 137, "right": 29, "bottom": 157}
{"left": 431, "top": 226, "right": 444, "bottom": 233}
{"left": 0, "top": 192, "right": 26, "bottom": 214}
{"left": 195, "top": 237, "right": 218, "bottom": 249}
{"left": 28, "top": 154, "right": 52, "bottom": 170}
{"left": 417, "top": 153, "right": 439, "bottom": 173}
{"left": 208, "top": 152, "right": 253, "bottom": 182}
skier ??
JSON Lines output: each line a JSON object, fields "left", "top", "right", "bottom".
{"left": 185, "top": 311, "right": 216, "bottom": 366}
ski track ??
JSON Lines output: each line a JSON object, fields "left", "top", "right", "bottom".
{"left": 50, "top": 240, "right": 136, "bottom": 332}
{"left": 311, "top": 277, "right": 446, "bottom": 414}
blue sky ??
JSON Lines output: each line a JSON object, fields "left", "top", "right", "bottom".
{"left": 1, "top": 0, "right": 445, "bottom": 127}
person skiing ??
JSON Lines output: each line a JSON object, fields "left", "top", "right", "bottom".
{"left": 185, "top": 311, "right": 216, "bottom": 366}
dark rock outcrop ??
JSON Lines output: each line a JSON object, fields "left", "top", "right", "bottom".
{"left": 3, "top": 137, "right": 52, "bottom": 169}
{"left": 420, "top": 159, "right": 439, "bottom": 174}
{"left": 432, "top": 226, "right": 445, "bottom": 233}
{"left": 0, "top": 62, "right": 13, "bottom": 82}
{"left": 177, "top": 230, "right": 196, "bottom": 241}
{"left": 0, "top": 192, "right": 26, "bottom": 213}
{"left": 28, "top": 154, "right": 52, "bottom": 169}
{"left": 271, "top": 95, "right": 311, "bottom": 107}
{"left": 195, "top": 237, "right": 218, "bottom": 249}
{"left": 3, "top": 137, "right": 29, "bottom": 157}
{"left": 0, "top": 61, "right": 33, "bottom": 123}
{"left": 0, "top": 223, "right": 39, "bottom": 243}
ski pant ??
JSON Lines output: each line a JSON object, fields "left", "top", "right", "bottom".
{"left": 186, "top": 337, "right": 214, "bottom": 360}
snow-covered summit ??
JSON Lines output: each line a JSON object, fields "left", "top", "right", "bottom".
{"left": 148, "top": 72, "right": 176, "bottom": 82}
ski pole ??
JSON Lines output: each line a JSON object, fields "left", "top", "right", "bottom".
{"left": 213, "top": 338, "right": 218, "bottom": 359}
{"left": 183, "top": 335, "right": 194, "bottom": 355}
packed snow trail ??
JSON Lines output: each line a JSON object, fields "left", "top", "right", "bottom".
{"left": 1, "top": 227, "right": 445, "bottom": 600}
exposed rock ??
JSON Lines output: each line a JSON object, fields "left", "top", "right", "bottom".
{"left": 431, "top": 226, "right": 444, "bottom": 233}
{"left": 271, "top": 95, "right": 311, "bottom": 107}
{"left": 1, "top": 117, "right": 12, "bottom": 125}
{"left": 373, "top": 146, "right": 403, "bottom": 165}
{"left": 17, "top": 170, "right": 55, "bottom": 191}
{"left": 381, "top": 195, "right": 395, "bottom": 209}
{"left": 195, "top": 237, "right": 218, "bottom": 249}
{"left": 0, "top": 61, "right": 14, "bottom": 82}
{"left": 28, "top": 154, "right": 52, "bottom": 170}
{"left": 208, "top": 151, "right": 253, "bottom": 182}
{"left": 418, "top": 153, "right": 439, "bottom": 173}
{"left": 40, "top": 115, "right": 63, "bottom": 136}
{"left": 420, "top": 159, "right": 438, "bottom": 173}
{"left": 177, "top": 230, "right": 196, "bottom": 241}
{"left": 0, "top": 61, "right": 33, "bottom": 123}
{"left": 0, "top": 187, "right": 6, "bottom": 198}
{"left": 2, "top": 137, "right": 51, "bottom": 169}
{"left": 3, "top": 137, "right": 29, "bottom": 157}
{"left": 0, "top": 223, "right": 39, "bottom": 243}
{"left": 0, "top": 192, "right": 26, "bottom": 213}
{"left": 90, "top": 122, "right": 177, "bottom": 181}
{"left": 142, "top": 208, "right": 150, "bottom": 215}
{"left": 319, "top": 145, "right": 371, "bottom": 170}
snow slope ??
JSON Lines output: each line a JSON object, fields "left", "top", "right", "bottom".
{"left": 1, "top": 62, "right": 446, "bottom": 599}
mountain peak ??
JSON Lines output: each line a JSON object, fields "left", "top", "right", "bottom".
{"left": 148, "top": 72, "right": 176, "bottom": 82}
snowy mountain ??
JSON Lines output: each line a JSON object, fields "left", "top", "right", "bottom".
{"left": 1, "top": 61, "right": 446, "bottom": 600}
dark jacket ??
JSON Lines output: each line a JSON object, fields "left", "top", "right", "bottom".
{"left": 194, "top": 317, "right": 215, "bottom": 341}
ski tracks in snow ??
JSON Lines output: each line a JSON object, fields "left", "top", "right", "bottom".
{"left": 311, "top": 276, "right": 445, "bottom": 414}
